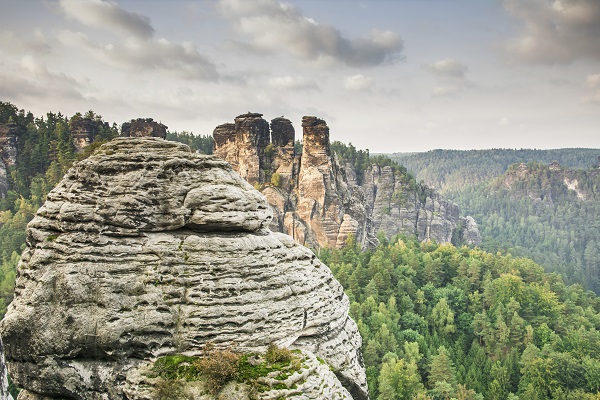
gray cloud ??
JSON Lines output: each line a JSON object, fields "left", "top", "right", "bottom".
{"left": 58, "top": 31, "right": 219, "bottom": 81}
{"left": 0, "top": 29, "right": 52, "bottom": 55}
{"left": 217, "top": 0, "right": 403, "bottom": 67}
{"left": 59, "top": 0, "right": 154, "bottom": 39}
{"left": 0, "top": 56, "right": 85, "bottom": 100}
{"left": 503, "top": 0, "right": 600, "bottom": 64}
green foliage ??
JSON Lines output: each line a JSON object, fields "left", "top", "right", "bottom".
{"left": 324, "top": 236, "right": 600, "bottom": 399}
{"left": 165, "top": 131, "right": 214, "bottom": 154}
{"left": 451, "top": 162, "right": 600, "bottom": 294}
{"left": 270, "top": 172, "right": 282, "bottom": 188}
{"left": 151, "top": 343, "right": 303, "bottom": 396}
{"left": 390, "top": 148, "right": 599, "bottom": 193}
{"left": 196, "top": 347, "right": 241, "bottom": 393}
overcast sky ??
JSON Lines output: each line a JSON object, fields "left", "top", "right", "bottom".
{"left": 1, "top": 0, "right": 599, "bottom": 152}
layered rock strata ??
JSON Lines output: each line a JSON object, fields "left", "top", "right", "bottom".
{"left": 213, "top": 114, "right": 481, "bottom": 249}
{"left": 0, "top": 138, "right": 368, "bottom": 400}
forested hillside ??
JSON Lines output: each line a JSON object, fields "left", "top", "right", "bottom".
{"left": 451, "top": 162, "right": 600, "bottom": 295}
{"left": 323, "top": 235, "right": 600, "bottom": 400}
{"left": 389, "top": 149, "right": 599, "bottom": 193}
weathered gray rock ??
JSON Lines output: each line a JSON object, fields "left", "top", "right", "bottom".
{"left": 0, "top": 338, "right": 13, "bottom": 400}
{"left": 0, "top": 123, "right": 20, "bottom": 198}
{"left": 0, "top": 138, "right": 368, "bottom": 400}
{"left": 121, "top": 118, "right": 167, "bottom": 139}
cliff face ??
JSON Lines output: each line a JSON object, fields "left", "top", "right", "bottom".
{"left": 0, "top": 138, "right": 368, "bottom": 400}
{"left": 0, "top": 123, "right": 20, "bottom": 198}
{"left": 213, "top": 114, "right": 481, "bottom": 249}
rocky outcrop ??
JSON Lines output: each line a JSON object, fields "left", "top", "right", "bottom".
{"left": 0, "top": 123, "right": 20, "bottom": 198}
{"left": 121, "top": 118, "right": 167, "bottom": 139}
{"left": 0, "top": 138, "right": 368, "bottom": 400}
{"left": 70, "top": 118, "right": 97, "bottom": 152}
{"left": 0, "top": 338, "right": 13, "bottom": 400}
{"left": 214, "top": 114, "right": 481, "bottom": 249}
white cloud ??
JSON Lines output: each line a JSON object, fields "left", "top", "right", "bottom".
{"left": 217, "top": 0, "right": 403, "bottom": 67}
{"left": 268, "top": 76, "right": 319, "bottom": 91}
{"left": 343, "top": 74, "right": 374, "bottom": 91}
{"left": 57, "top": 30, "right": 219, "bottom": 81}
{"left": 503, "top": 0, "right": 600, "bottom": 64}
{"left": 583, "top": 73, "right": 600, "bottom": 103}
{"left": 59, "top": 0, "right": 154, "bottom": 39}
{"left": 425, "top": 59, "right": 468, "bottom": 78}
{"left": 425, "top": 58, "right": 472, "bottom": 97}
{"left": 499, "top": 117, "right": 511, "bottom": 126}
{"left": 0, "top": 29, "right": 51, "bottom": 55}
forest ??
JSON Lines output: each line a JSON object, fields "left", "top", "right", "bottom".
{"left": 391, "top": 149, "right": 599, "bottom": 193}
{"left": 323, "top": 235, "right": 600, "bottom": 400}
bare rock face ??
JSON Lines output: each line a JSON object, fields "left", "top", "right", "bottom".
{"left": 0, "top": 123, "right": 20, "bottom": 198}
{"left": 213, "top": 114, "right": 480, "bottom": 249}
{"left": 0, "top": 138, "right": 368, "bottom": 400}
{"left": 0, "top": 338, "right": 13, "bottom": 400}
{"left": 121, "top": 118, "right": 167, "bottom": 139}
{"left": 70, "top": 118, "right": 96, "bottom": 152}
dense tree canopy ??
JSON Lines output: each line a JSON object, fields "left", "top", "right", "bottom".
{"left": 322, "top": 236, "right": 600, "bottom": 399}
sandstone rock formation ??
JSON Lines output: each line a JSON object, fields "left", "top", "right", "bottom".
{"left": 121, "top": 118, "right": 167, "bottom": 139}
{"left": 213, "top": 114, "right": 481, "bottom": 249}
{"left": 0, "top": 138, "right": 368, "bottom": 400}
{"left": 0, "top": 123, "right": 20, "bottom": 198}
{"left": 0, "top": 338, "right": 13, "bottom": 400}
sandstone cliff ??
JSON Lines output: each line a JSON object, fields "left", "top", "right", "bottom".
{"left": 0, "top": 123, "right": 20, "bottom": 198}
{"left": 0, "top": 339, "right": 13, "bottom": 400}
{"left": 213, "top": 113, "right": 481, "bottom": 249}
{"left": 0, "top": 138, "right": 368, "bottom": 400}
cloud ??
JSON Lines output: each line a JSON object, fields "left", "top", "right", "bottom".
{"left": 425, "top": 58, "right": 472, "bottom": 97}
{"left": 0, "top": 56, "right": 86, "bottom": 100}
{"left": 583, "top": 73, "right": 600, "bottom": 103}
{"left": 343, "top": 74, "right": 375, "bottom": 91}
{"left": 268, "top": 76, "right": 319, "bottom": 91}
{"left": 58, "top": 30, "right": 219, "bottom": 81}
{"left": 217, "top": 0, "right": 403, "bottom": 67}
{"left": 425, "top": 59, "right": 468, "bottom": 78}
{"left": 58, "top": 0, "right": 154, "bottom": 39}
{"left": 503, "top": 0, "right": 600, "bottom": 64}
{"left": 0, "top": 29, "right": 52, "bottom": 55}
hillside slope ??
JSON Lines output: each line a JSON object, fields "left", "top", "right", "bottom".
{"left": 452, "top": 162, "right": 600, "bottom": 293}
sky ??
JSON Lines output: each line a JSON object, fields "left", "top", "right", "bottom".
{"left": 0, "top": 0, "right": 599, "bottom": 153}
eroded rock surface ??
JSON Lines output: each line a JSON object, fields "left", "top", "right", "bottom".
{"left": 0, "top": 123, "right": 20, "bottom": 198}
{"left": 121, "top": 118, "right": 167, "bottom": 139}
{"left": 213, "top": 114, "right": 481, "bottom": 249}
{"left": 0, "top": 138, "right": 368, "bottom": 400}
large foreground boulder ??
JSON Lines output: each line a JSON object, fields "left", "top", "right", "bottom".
{"left": 0, "top": 138, "right": 368, "bottom": 399}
